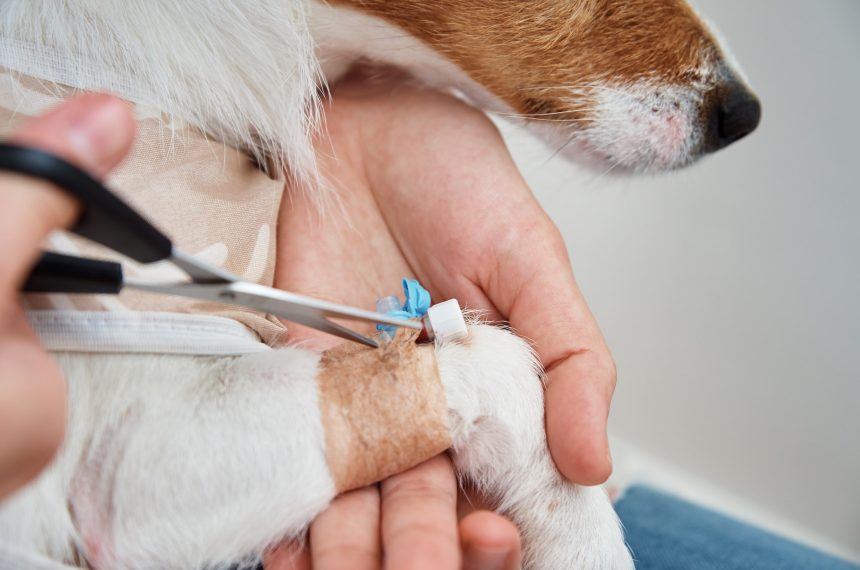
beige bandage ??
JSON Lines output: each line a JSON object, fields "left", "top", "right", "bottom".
{"left": 318, "top": 330, "right": 452, "bottom": 492}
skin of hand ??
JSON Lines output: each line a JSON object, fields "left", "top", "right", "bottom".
{"left": 0, "top": 94, "right": 135, "bottom": 500}
{"left": 268, "top": 72, "right": 616, "bottom": 569}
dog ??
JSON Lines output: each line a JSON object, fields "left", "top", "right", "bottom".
{"left": 0, "top": 1, "right": 759, "bottom": 568}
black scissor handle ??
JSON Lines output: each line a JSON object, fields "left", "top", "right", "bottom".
{"left": 23, "top": 251, "right": 124, "bottom": 294}
{"left": 0, "top": 143, "right": 172, "bottom": 263}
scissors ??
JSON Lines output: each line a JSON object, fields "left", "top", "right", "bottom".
{"left": 0, "top": 143, "right": 422, "bottom": 348}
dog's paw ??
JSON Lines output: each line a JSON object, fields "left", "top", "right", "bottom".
{"left": 436, "top": 324, "right": 633, "bottom": 569}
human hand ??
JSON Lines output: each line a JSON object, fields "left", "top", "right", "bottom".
{"left": 268, "top": 72, "right": 614, "bottom": 568}
{"left": 0, "top": 93, "right": 135, "bottom": 500}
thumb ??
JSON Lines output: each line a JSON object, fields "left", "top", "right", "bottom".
{"left": 0, "top": 94, "right": 135, "bottom": 498}
{"left": 0, "top": 93, "right": 135, "bottom": 299}
{"left": 8, "top": 92, "right": 135, "bottom": 178}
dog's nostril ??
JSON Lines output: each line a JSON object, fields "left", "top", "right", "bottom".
{"left": 706, "top": 80, "right": 761, "bottom": 152}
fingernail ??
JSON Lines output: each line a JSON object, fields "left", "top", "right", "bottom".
{"left": 464, "top": 547, "right": 512, "bottom": 570}
{"left": 68, "top": 96, "right": 130, "bottom": 168}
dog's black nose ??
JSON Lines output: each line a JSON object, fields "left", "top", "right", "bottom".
{"left": 705, "top": 79, "right": 761, "bottom": 152}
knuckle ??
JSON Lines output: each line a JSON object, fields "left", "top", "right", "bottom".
{"left": 606, "top": 354, "right": 618, "bottom": 390}
{"left": 593, "top": 347, "right": 618, "bottom": 398}
{"left": 313, "top": 543, "right": 378, "bottom": 570}
{"left": 329, "top": 485, "right": 381, "bottom": 515}
{"left": 381, "top": 474, "right": 456, "bottom": 508}
{"left": 585, "top": 347, "right": 617, "bottom": 393}
{"left": 385, "top": 519, "right": 451, "bottom": 545}
{"left": 384, "top": 523, "right": 460, "bottom": 570}
{"left": 543, "top": 223, "right": 568, "bottom": 258}
{"left": 381, "top": 455, "right": 455, "bottom": 504}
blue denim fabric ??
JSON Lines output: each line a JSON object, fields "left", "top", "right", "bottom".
{"left": 615, "top": 485, "right": 859, "bottom": 570}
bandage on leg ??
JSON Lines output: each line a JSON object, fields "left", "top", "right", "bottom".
{"left": 317, "top": 329, "right": 452, "bottom": 492}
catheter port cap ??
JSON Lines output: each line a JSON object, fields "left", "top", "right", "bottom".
{"left": 425, "top": 299, "right": 468, "bottom": 342}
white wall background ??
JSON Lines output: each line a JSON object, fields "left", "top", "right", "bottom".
{"left": 497, "top": 0, "right": 860, "bottom": 560}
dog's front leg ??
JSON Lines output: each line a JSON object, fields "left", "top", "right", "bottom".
{"left": 55, "top": 348, "right": 335, "bottom": 569}
{"left": 5, "top": 323, "right": 634, "bottom": 569}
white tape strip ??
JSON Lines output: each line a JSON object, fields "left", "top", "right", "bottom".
{"left": 27, "top": 310, "right": 271, "bottom": 356}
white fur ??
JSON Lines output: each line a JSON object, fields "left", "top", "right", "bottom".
{"left": 563, "top": 80, "right": 714, "bottom": 173}
{"left": 0, "top": 0, "right": 321, "bottom": 184}
{"left": 1, "top": 325, "right": 633, "bottom": 569}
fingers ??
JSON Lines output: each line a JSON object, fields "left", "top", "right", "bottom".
{"left": 460, "top": 511, "right": 521, "bottom": 570}
{"left": 0, "top": 93, "right": 135, "bottom": 301}
{"left": 263, "top": 457, "right": 521, "bottom": 569}
{"left": 544, "top": 350, "right": 615, "bottom": 485}
{"left": 265, "top": 458, "right": 461, "bottom": 570}
{"left": 381, "top": 455, "right": 460, "bottom": 570}
{"left": 264, "top": 485, "right": 380, "bottom": 570}
{"left": 0, "top": 307, "right": 67, "bottom": 499}
{"left": 498, "top": 223, "right": 616, "bottom": 485}
{"left": 266, "top": 459, "right": 520, "bottom": 570}
{"left": 311, "top": 486, "right": 381, "bottom": 570}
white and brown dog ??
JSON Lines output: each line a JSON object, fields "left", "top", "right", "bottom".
{"left": 0, "top": 1, "right": 759, "bottom": 569}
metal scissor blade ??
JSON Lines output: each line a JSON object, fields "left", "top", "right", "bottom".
{"left": 203, "top": 281, "right": 423, "bottom": 330}
{"left": 295, "top": 315, "right": 379, "bottom": 348}
{"left": 125, "top": 279, "right": 421, "bottom": 346}
{"left": 169, "top": 248, "right": 240, "bottom": 284}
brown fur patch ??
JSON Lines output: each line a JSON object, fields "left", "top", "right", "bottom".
{"left": 329, "top": 0, "right": 721, "bottom": 124}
